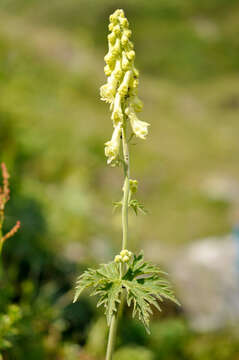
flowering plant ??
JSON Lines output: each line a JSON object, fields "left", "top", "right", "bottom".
{"left": 74, "top": 9, "right": 178, "bottom": 360}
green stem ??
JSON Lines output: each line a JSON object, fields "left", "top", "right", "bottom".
{"left": 121, "top": 125, "right": 130, "bottom": 250}
{"left": 105, "top": 313, "right": 118, "bottom": 360}
{"left": 105, "top": 124, "right": 130, "bottom": 360}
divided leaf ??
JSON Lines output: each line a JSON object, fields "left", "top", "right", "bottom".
{"left": 73, "top": 252, "right": 179, "bottom": 332}
{"left": 129, "top": 199, "right": 147, "bottom": 215}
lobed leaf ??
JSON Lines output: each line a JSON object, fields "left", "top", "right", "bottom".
{"left": 73, "top": 252, "right": 179, "bottom": 332}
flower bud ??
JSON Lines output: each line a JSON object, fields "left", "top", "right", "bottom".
{"left": 116, "top": 9, "right": 125, "bottom": 17}
{"left": 129, "top": 179, "right": 138, "bottom": 193}
{"left": 120, "top": 249, "right": 128, "bottom": 257}
{"left": 108, "top": 23, "right": 114, "bottom": 31}
{"left": 127, "top": 50, "right": 135, "bottom": 61}
{"left": 104, "top": 65, "right": 112, "bottom": 76}
{"left": 113, "top": 24, "right": 121, "bottom": 36}
{"left": 113, "top": 59, "right": 123, "bottom": 80}
{"left": 122, "top": 51, "right": 130, "bottom": 71}
{"left": 109, "top": 13, "right": 118, "bottom": 24}
{"left": 118, "top": 71, "right": 132, "bottom": 97}
{"left": 122, "top": 255, "right": 129, "bottom": 263}
{"left": 120, "top": 17, "right": 128, "bottom": 28}
{"left": 114, "top": 255, "right": 122, "bottom": 263}
{"left": 108, "top": 32, "right": 116, "bottom": 45}
{"left": 120, "top": 249, "right": 132, "bottom": 259}
{"left": 104, "top": 52, "right": 115, "bottom": 68}
{"left": 111, "top": 38, "right": 121, "bottom": 57}
{"left": 111, "top": 92, "right": 123, "bottom": 124}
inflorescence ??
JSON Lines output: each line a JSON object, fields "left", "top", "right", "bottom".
{"left": 100, "top": 9, "right": 150, "bottom": 165}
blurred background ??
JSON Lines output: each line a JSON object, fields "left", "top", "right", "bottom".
{"left": 0, "top": 0, "right": 239, "bottom": 359}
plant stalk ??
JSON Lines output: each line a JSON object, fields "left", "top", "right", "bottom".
{"left": 105, "top": 124, "right": 130, "bottom": 360}
{"left": 121, "top": 125, "right": 130, "bottom": 250}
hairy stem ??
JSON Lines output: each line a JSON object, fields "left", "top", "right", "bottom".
{"left": 105, "top": 124, "right": 130, "bottom": 360}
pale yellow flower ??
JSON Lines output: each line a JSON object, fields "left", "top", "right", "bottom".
{"left": 101, "top": 8, "right": 150, "bottom": 164}
{"left": 104, "top": 122, "right": 122, "bottom": 164}
{"left": 128, "top": 111, "right": 150, "bottom": 140}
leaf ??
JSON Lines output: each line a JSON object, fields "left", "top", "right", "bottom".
{"left": 73, "top": 252, "right": 179, "bottom": 332}
{"left": 73, "top": 268, "right": 102, "bottom": 303}
{"left": 97, "top": 261, "right": 120, "bottom": 281}
{"left": 129, "top": 199, "right": 147, "bottom": 215}
{"left": 112, "top": 200, "right": 122, "bottom": 213}
{"left": 124, "top": 252, "right": 166, "bottom": 281}
{"left": 95, "top": 280, "right": 122, "bottom": 325}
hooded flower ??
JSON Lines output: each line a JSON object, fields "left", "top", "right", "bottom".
{"left": 104, "top": 122, "right": 122, "bottom": 164}
{"left": 128, "top": 109, "right": 150, "bottom": 140}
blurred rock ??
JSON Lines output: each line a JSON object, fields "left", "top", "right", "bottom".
{"left": 170, "top": 233, "right": 239, "bottom": 331}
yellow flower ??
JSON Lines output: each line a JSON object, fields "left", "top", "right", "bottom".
{"left": 111, "top": 92, "right": 123, "bottom": 124}
{"left": 114, "top": 255, "right": 122, "bottom": 263}
{"left": 101, "top": 9, "right": 150, "bottom": 164}
{"left": 104, "top": 122, "right": 122, "bottom": 164}
{"left": 128, "top": 110, "right": 150, "bottom": 140}
{"left": 118, "top": 70, "right": 132, "bottom": 97}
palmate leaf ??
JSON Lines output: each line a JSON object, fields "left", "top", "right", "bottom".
{"left": 73, "top": 252, "right": 179, "bottom": 332}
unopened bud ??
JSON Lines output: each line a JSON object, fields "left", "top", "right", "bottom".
{"left": 114, "top": 255, "right": 122, "bottom": 263}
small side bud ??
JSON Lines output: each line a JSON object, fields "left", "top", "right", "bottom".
{"left": 129, "top": 179, "right": 138, "bottom": 193}
{"left": 104, "top": 65, "right": 112, "bottom": 76}
{"left": 113, "top": 25, "right": 121, "bottom": 36}
{"left": 122, "top": 255, "right": 129, "bottom": 263}
{"left": 114, "top": 255, "right": 122, "bottom": 263}
{"left": 108, "top": 32, "right": 116, "bottom": 45}
{"left": 127, "top": 50, "right": 135, "bottom": 61}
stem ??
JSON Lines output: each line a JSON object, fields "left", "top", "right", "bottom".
{"left": 121, "top": 125, "right": 130, "bottom": 250}
{"left": 105, "top": 124, "right": 130, "bottom": 360}
{"left": 105, "top": 313, "right": 118, "bottom": 360}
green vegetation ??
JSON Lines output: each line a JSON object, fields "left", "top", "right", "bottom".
{"left": 0, "top": 0, "right": 239, "bottom": 359}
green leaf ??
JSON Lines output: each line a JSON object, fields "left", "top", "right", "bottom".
{"left": 95, "top": 280, "right": 122, "bottom": 325}
{"left": 129, "top": 199, "right": 147, "bottom": 215}
{"left": 73, "top": 253, "right": 179, "bottom": 332}
{"left": 112, "top": 200, "right": 122, "bottom": 212}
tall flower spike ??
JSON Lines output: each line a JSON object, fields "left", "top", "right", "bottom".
{"left": 101, "top": 9, "right": 150, "bottom": 164}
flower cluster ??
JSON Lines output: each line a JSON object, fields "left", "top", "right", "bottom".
{"left": 101, "top": 9, "right": 150, "bottom": 165}
{"left": 114, "top": 249, "right": 133, "bottom": 263}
